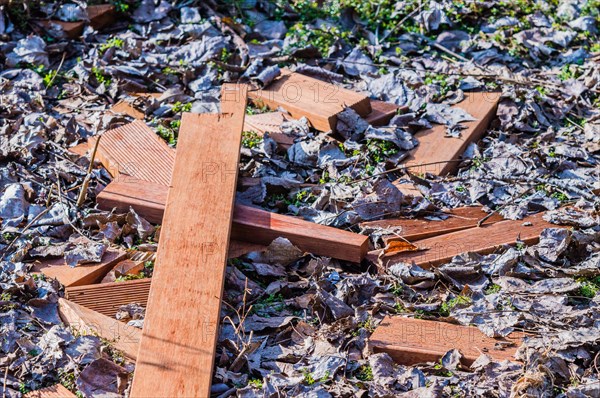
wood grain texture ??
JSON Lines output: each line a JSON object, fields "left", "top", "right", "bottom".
{"left": 32, "top": 249, "right": 127, "bottom": 287}
{"left": 94, "top": 120, "right": 175, "bottom": 186}
{"left": 130, "top": 84, "right": 248, "bottom": 398}
{"left": 25, "top": 384, "right": 75, "bottom": 398}
{"left": 395, "top": 91, "right": 500, "bottom": 177}
{"left": 58, "top": 298, "right": 141, "bottom": 360}
{"left": 248, "top": 70, "right": 371, "bottom": 132}
{"left": 378, "top": 212, "right": 560, "bottom": 269}
{"left": 370, "top": 316, "right": 521, "bottom": 366}
{"left": 97, "top": 177, "right": 368, "bottom": 262}
{"left": 66, "top": 279, "right": 151, "bottom": 319}
{"left": 244, "top": 112, "right": 295, "bottom": 147}
{"left": 361, "top": 207, "right": 504, "bottom": 242}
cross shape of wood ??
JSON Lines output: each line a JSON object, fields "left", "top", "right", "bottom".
{"left": 130, "top": 84, "right": 248, "bottom": 397}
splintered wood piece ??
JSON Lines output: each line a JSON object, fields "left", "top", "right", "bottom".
{"left": 361, "top": 207, "right": 505, "bottom": 242}
{"left": 365, "top": 100, "right": 403, "bottom": 126}
{"left": 248, "top": 70, "right": 372, "bottom": 132}
{"left": 370, "top": 316, "right": 521, "bottom": 366}
{"left": 66, "top": 279, "right": 151, "bottom": 319}
{"left": 58, "top": 298, "right": 141, "bottom": 360}
{"left": 25, "top": 384, "right": 76, "bottom": 398}
{"left": 87, "top": 4, "right": 116, "bottom": 30}
{"left": 32, "top": 249, "right": 127, "bottom": 287}
{"left": 130, "top": 84, "right": 248, "bottom": 397}
{"left": 94, "top": 120, "right": 175, "bottom": 186}
{"left": 395, "top": 91, "right": 500, "bottom": 178}
{"left": 97, "top": 177, "right": 368, "bottom": 262}
{"left": 377, "top": 212, "right": 560, "bottom": 269}
{"left": 111, "top": 100, "right": 145, "bottom": 119}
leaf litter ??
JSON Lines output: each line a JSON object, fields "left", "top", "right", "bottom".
{"left": 0, "top": 0, "right": 599, "bottom": 397}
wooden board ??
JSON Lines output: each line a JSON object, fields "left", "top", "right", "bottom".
{"left": 97, "top": 177, "right": 369, "bottom": 262}
{"left": 32, "top": 249, "right": 127, "bottom": 287}
{"left": 361, "top": 207, "right": 504, "bottom": 242}
{"left": 248, "top": 70, "right": 371, "bottom": 132}
{"left": 58, "top": 298, "right": 141, "bottom": 360}
{"left": 25, "top": 384, "right": 75, "bottom": 398}
{"left": 66, "top": 279, "right": 151, "bottom": 319}
{"left": 33, "top": 20, "right": 84, "bottom": 40}
{"left": 93, "top": 120, "right": 175, "bottom": 186}
{"left": 395, "top": 91, "right": 500, "bottom": 178}
{"left": 130, "top": 84, "right": 248, "bottom": 397}
{"left": 377, "top": 212, "right": 560, "bottom": 269}
{"left": 365, "top": 100, "right": 403, "bottom": 126}
{"left": 87, "top": 4, "right": 116, "bottom": 30}
{"left": 370, "top": 316, "right": 521, "bottom": 366}
{"left": 67, "top": 142, "right": 89, "bottom": 157}
{"left": 244, "top": 112, "right": 295, "bottom": 147}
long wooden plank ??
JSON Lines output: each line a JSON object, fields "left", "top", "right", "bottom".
{"left": 248, "top": 70, "right": 372, "bottom": 132}
{"left": 361, "top": 207, "right": 504, "bottom": 242}
{"left": 25, "top": 384, "right": 76, "bottom": 398}
{"left": 66, "top": 279, "right": 151, "bottom": 319}
{"left": 58, "top": 298, "right": 141, "bottom": 360}
{"left": 32, "top": 249, "right": 127, "bottom": 287}
{"left": 370, "top": 316, "right": 521, "bottom": 366}
{"left": 395, "top": 91, "right": 500, "bottom": 178}
{"left": 97, "top": 177, "right": 368, "bottom": 262}
{"left": 130, "top": 84, "right": 248, "bottom": 397}
{"left": 377, "top": 212, "right": 559, "bottom": 269}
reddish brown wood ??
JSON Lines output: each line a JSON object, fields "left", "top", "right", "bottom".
{"left": 33, "top": 20, "right": 84, "bottom": 39}
{"left": 66, "top": 279, "right": 151, "bottom": 319}
{"left": 361, "top": 207, "right": 505, "bottom": 242}
{"left": 32, "top": 249, "right": 127, "bottom": 287}
{"left": 394, "top": 91, "right": 500, "bottom": 179}
{"left": 370, "top": 316, "right": 521, "bottom": 366}
{"left": 93, "top": 120, "right": 175, "bottom": 186}
{"left": 377, "top": 212, "right": 561, "bottom": 269}
{"left": 87, "top": 4, "right": 116, "bottom": 30}
{"left": 58, "top": 298, "right": 141, "bottom": 360}
{"left": 244, "top": 112, "right": 295, "bottom": 147}
{"left": 365, "top": 100, "right": 404, "bottom": 126}
{"left": 97, "top": 177, "right": 368, "bottom": 262}
{"left": 131, "top": 84, "right": 248, "bottom": 397}
{"left": 248, "top": 70, "right": 372, "bottom": 132}
{"left": 25, "top": 384, "right": 76, "bottom": 398}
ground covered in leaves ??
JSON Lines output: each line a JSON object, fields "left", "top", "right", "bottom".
{"left": 0, "top": 0, "right": 599, "bottom": 397}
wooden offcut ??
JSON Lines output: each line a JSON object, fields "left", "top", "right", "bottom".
{"left": 365, "top": 100, "right": 403, "bottom": 126}
{"left": 32, "top": 249, "right": 127, "bottom": 287}
{"left": 87, "top": 4, "right": 116, "bottom": 30}
{"left": 97, "top": 177, "right": 368, "bottom": 262}
{"left": 248, "top": 70, "right": 372, "bottom": 132}
{"left": 66, "top": 279, "right": 151, "bottom": 319}
{"left": 93, "top": 120, "right": 175, "bottom": 186}
{"left": 25, "top": 384, "right": 76, "bottom": 398}
{"left": 394, "top": 91, "right": 501, "bottom": 178}
{"left": 361, "top": 207, "right": 505, "bottom": 242}
{"left": 377, "top": 212, "right": 560, "bottom": 269}
{"left": 370, "top": 316, "right": 521, "bottom": 366}
{"left": 58, "top": 298, "right": 141, "bottom": 360}
{"left": 130, "top": 84, "right": 248, "bottom": 397}
{"left": 244, "top": 112, "right": 295, "bottom": 147}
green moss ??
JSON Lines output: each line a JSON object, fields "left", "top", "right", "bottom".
{"left": 356, "top": 365, "right": 373, "bottom": 381}
{"left": 100, "top": 37, "right": 124, "bottom": 54}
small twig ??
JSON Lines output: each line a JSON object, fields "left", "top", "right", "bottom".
{"left": 76, "top": 135, "right": 101, "bottom": 208}
{"left": 0, "top": 206, "right": 52, "bottom": 261}
{"left": 47, "top": 52, "right": 67, "bottom": 88}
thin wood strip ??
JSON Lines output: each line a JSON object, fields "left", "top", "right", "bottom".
{"left": 66, "top": 279, "right": 151, "bottom": 318}
{"left": 58, "top": 298, "right": 141, "bottom": 360}
{"left": 130, "top": 84, "right": 248, "bottom": 397}
{"left": 360, "top": 207, "right": 505, "bottom": 242}
{"left": 96, "top": 177, "right": 368, "bottom": 262}
{"left": 376, "top": 212, "right": 560, "bottom": 269}
{"left": 370, "top": 316, "right": 521, "bottom": 366}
